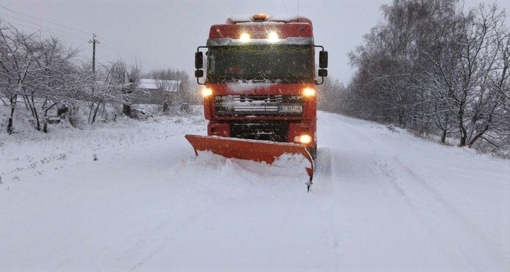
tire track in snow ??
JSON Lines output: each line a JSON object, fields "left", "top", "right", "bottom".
{"left": 351, "top": 120, "right": 506, "bottom": 269}
{"left": 334, "top": 116, "right": 461, "bottom": 267}
{"left": 310, "top": 146, "right": 339, "bottom": 269}
{"left": 377, "top": 156, "right": 505, "bottom": 269}
{"left": 122, "top": 151, "right": 336, "bottom": 270}
{"left": 123, "top": 203, "right": 215, "bottom": 271}
{"left": 318, "top": 112, "right": 506, "bottom": 270}
{"left": 310, "top": 147, "right": 333, "bottom": 194}
{"left": 318, "top": 113, "right": 380, "bottom": 270}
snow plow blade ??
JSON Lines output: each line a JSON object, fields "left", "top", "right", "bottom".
{"left": 185, "top": 134, "right": 314, "bottom": 181}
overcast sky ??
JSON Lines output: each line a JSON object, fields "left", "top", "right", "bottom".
{"left": 1, "top": 0, "right": 509, "bottom": 85}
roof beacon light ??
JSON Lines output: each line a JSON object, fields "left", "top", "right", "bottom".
{"left": 253, "top": 13, "right": 267, "bottom": 21}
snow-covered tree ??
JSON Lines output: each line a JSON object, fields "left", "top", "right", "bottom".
{"left": 346, "top": 0, "right": 510, "bottom": 151}
{"left": 0, "top": 22, "right": 39, "bottom": 134}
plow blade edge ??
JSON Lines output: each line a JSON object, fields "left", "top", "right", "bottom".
{"left": 185, "top": 134, "right": 314, "bottom": 181}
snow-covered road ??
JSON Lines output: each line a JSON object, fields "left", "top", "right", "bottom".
{"left": 1, "top": 111, "right": 509, "bottom": 271}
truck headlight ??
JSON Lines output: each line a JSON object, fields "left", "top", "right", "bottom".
{"left": 240, "top": 33, "right": 251, "bottom": 42}
{"left": 268, "top": 32, "right": 279, "bottom": 42}
{"left": 295, "top": 134, "right": 313, "bottom": 145}
{"left": 303, "top": 88, "right": 316, "bottom": 97}
{"left": 201, "top": 87, "right": 213, "bottom": 98}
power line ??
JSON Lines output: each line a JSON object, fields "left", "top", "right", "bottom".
{"left": 100, "top": 42, "right": 166, "bottom": 69}
{"left": 0, "top": 5, "right": 160, "bottom": 65}
{"left": 1, "top": 18, "right": 150, "bottom": 68}
{"left": 0, "top": 4, "right": 170, "bottom": 71}
{"left": 0, "top": 12, "right": 89, "bottom": 41}
{"left": 100, "top": 38, "right": 142, "bottom": 59}
{"left": 0, "top": 18, "right": 88, "bottom": 44}
{"left": 0, "top": 4, "right": 91, "bottom": 36}
{"left": 99, "top": 37, "right": 166, "bottom": 67}
{"left": 0, "top": 18, "right": 161, "bottom": 70}
{"left": 89, "top": 34, "right": 165, "bottom": 72}
{"left": 281, "top": 0, "right": 288, "bottom": 14}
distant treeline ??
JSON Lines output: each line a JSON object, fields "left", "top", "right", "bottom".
{"left": 0, "top": 21, "right": 195, "bottom": 134}
{"left": 320, "top": 0, "right": 510, "bottom": 154}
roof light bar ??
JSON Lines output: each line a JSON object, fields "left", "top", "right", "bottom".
{"left": 239, "top": 32, "right": 251, "bottom": 42}
{"left": 268, "top": 31, "right": 279, "bottom": 42}
{"left": 253, "top": 13, "right": 267, "bottom": 21}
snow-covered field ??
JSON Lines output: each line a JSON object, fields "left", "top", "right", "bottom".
{"left": 1, "top": 109, "right": 509, "bottom": 271}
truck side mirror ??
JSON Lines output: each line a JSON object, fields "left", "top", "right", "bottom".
{"left": 195, "top": 52, "right": 203, "bottom": 69}
{"left": 195, "top": 70, "right": 204, "bottom": 78}
{"left": 319, "top": 51, "right": 328, "bottom": 69}
{"left": 318, "top": 69, "right": 328, "bottom": 77}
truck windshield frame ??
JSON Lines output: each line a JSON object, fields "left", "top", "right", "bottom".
{"left": 206, "top": 44, "right": 314, "bottom": 83}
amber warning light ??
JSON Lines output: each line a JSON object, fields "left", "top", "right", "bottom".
{"left": 253, "top": 13, "right": 268, "bottom": 21}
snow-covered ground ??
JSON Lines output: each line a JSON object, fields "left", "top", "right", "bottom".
{"left": 1, "top": 109, "right": 509, "bottom": 271}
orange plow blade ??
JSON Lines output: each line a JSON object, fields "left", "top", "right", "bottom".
{"left": 185, "top": 134, "right": 314, "bottom": 181}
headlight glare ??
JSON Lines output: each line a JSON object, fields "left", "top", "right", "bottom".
{"left": 295, "top": 134, "right": 313, "bottom": 145}
{"left": 268, "top": 32, "right": 279, "bottom": 42}
{"left": 240, "top": 33, "right": 251, "bottom": 42}
{"left": 201, "top": 87, "right": 213, "bottom": 98}
{"left": 303, "top": 88, "right": 316, "bottom": 97}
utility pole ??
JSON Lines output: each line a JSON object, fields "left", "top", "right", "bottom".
{"left": 88, "top": 34, "right": 100, "bottom": 124}
{"left": 89, "top": 33, "right": 99, "bottom": 74}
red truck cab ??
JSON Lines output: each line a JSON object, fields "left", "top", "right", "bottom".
{"left": 194, "top": 14, "right": 328, "bottom": 158}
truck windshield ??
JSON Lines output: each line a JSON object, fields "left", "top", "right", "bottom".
{"left": 207, "top": 45, "right": 313, "bottom": 83}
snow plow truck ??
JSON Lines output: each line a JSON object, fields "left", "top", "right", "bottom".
{"left": 186, "top": 13, "right": 328, "bottom": 183}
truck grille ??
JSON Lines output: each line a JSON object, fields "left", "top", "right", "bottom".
{"left": 230, "top": 121, "right": 290, "bottom": 142}
{"left": 214, "top": 95, "right": 304, "bottom": 117}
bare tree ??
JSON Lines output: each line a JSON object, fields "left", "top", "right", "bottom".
{"left": 87, "top": 60, "right": 141, "bottom": 123}
{"left": 0, "top": 22, "right": 38, "bottom": 134}
{"left": 421, "top": 4, "right": 509, "bottom": 147}
{"left": 317, "top": 77, "right": 345, "bottom": 113}
{"left": 347, "top": 0, "right": 510, "bottom": 152}
{"left": 26, "top": 37, "right": 84, "bottom": 132}
{"left": 145, "top": 69, "right": 195, "bottom": 105}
